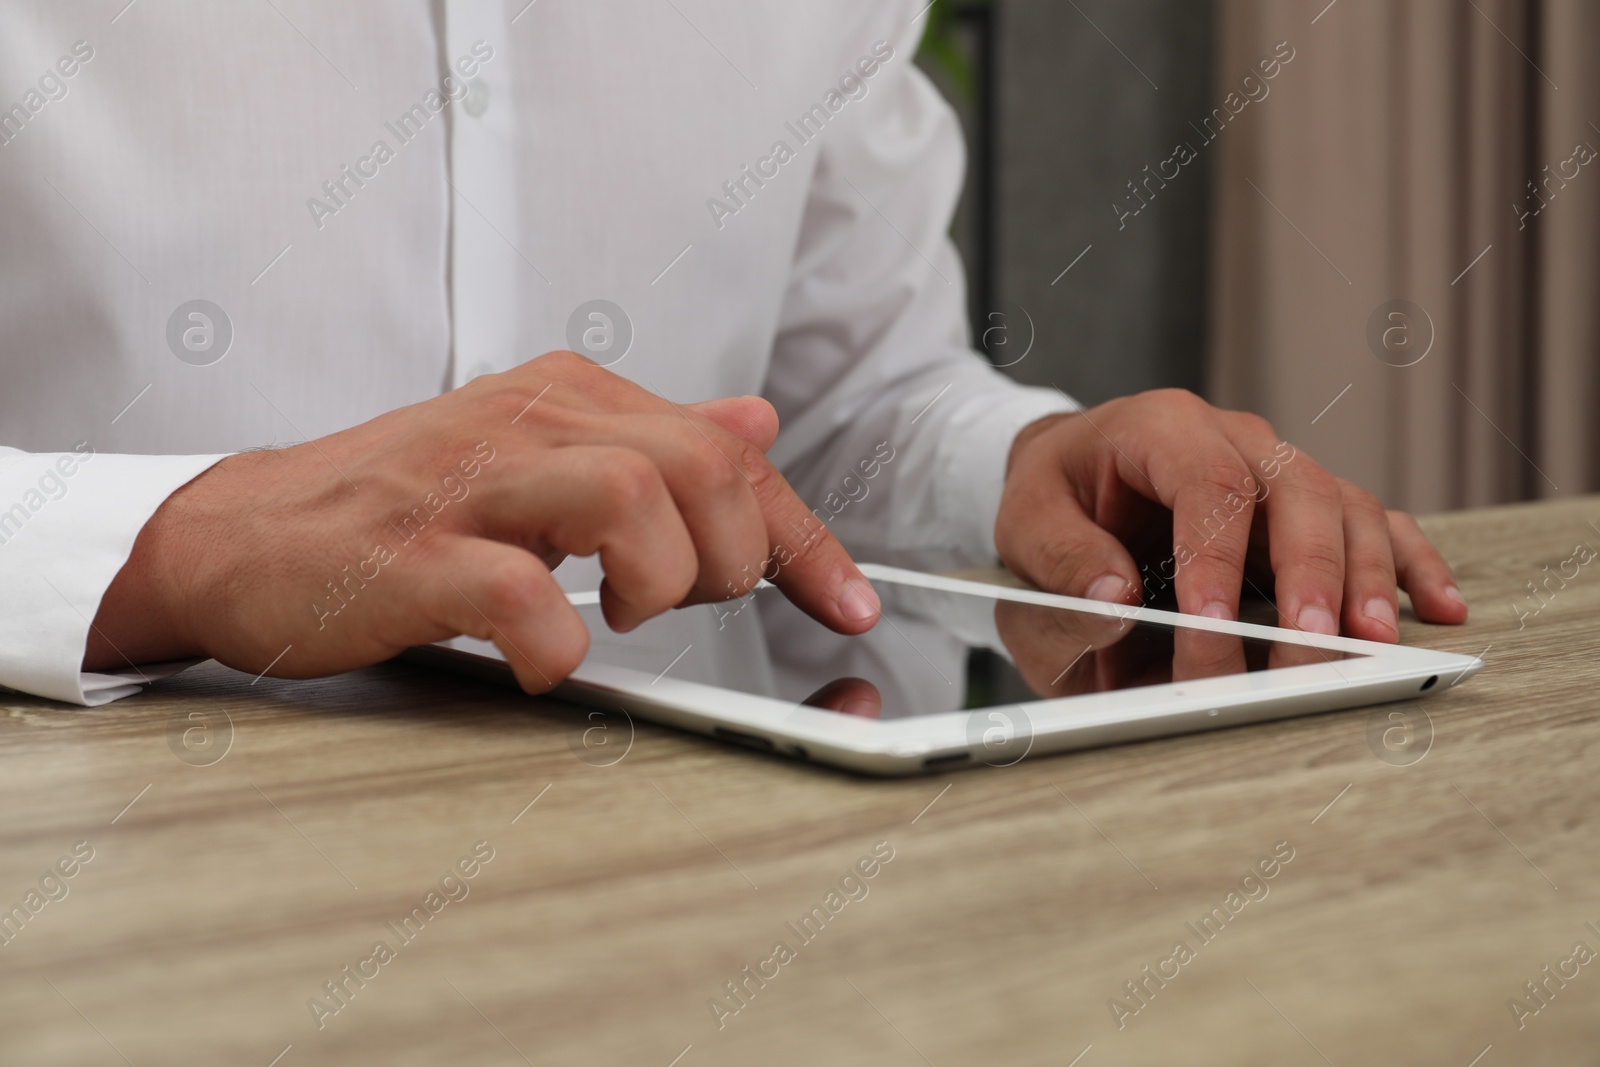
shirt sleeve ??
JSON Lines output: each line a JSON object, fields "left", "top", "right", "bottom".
{"left": 763, "top": 11, "right": 1078, "bottom": 571}
{"left": 0, "top": 445, "right": 229, "bottom": 705}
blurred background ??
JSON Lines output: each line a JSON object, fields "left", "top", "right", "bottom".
{"left": 918, "top": 0, "right": 1600, "bottom": 516}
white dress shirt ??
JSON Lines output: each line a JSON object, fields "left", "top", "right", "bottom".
{"left": 0, "top": 0, "right": 1075, "bottom": 705}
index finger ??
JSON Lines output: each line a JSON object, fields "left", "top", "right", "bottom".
{"left": 663, "top": 400, "right": 880, "bottom": 635}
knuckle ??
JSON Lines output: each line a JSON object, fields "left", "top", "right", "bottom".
{"left": 480, "top": 562, "right": 542, "bottom": 621}
{"left": 542, "top": 348, "right": 596, "bottom": 370}
{"left": 1136, "top": 387, "right": 1214, "bottom": 423}
{"left": 1148, "top": 386, "right": 1204, "bottom": 410}
{"left": 1192, "top": 459, "right": 1256, "bottom": 499}
{"left": 1035, "top": 537, "right": 1107, "bottom": 594}
{"left": 481, "top": 387, "right": 540, "bottom": 424}
{"left": 519, "top": 349, "right": 608, "bottom": 391}
{"left": 1295, "top": 462, "right": 1341, "bottom": 505}
{"left": 1340, "top": 482, "right": 1385, "bottom": 518}
{"left": 731, "top": 437, "right": 778, "bottom": 497}
{"left": 594, "top": 449, "right": 663, "bottom": 513}
{"left": 707, "top": 454, "right": 748, "bottom": 505}
{"left": 692, "top": 437, "right": 747, "bottom": 497}
{"left": 1387, "top": 509, "right": 1427, "bottom": 540}
{"left": 1234, "top": 411, "right": 1277, "bottom": 439}
{"left": 707, "top": 447, "right": 748, "bottom": 495}
{"left": 1282, "top": 539, "right": 1345, "bottom": 582}
{"left": 633, "top": 532, "right": 699, "bottom": 607}
{"left": 662, "top": 551, "right": 699, "bottom": 604}
{"left": 1346, "top": 545, "right": 1396, "bottom": 582}
{"left": 773, "top": 512, "right": 831, "bottom": 573}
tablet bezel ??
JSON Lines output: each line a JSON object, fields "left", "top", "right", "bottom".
{"left": 409, "top": 563, "right": 1483, "bottom": 776}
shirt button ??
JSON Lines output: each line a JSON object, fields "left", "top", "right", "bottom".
{"left": 464, "top": 360, "right": 495, "bottom": 381}
{"left": 463, "top": 79, "right": 490, "bottom": 117}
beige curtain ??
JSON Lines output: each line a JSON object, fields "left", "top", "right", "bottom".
{"left": 1207, "top": 0, "right": 1600, "bottom": 514}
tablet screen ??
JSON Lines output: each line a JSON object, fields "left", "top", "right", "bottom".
{"left": 570, "top": 577, "right": 1365, "bottom": 721}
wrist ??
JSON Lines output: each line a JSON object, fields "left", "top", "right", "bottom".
{"left": 84, "top": 463, "right": 225, "bottom": 670}
{"left": 1006, "top": 411, "right": 1079, "bottom": 477}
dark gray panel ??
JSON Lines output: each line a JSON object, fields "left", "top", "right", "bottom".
{"left": 993, "top": 0, "right": 1214, "bottom": 404}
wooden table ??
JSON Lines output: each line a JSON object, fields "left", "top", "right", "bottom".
{"left": 4, "top": 495, "right": 1598, "bottom": 1066}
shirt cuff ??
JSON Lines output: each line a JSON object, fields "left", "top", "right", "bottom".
{"left": 0, "top": 449, "right": 231, "bottom": 706}
{"left": 71, "top": 658, "right": 212, "bottom": 706}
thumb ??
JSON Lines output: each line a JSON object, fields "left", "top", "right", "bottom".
{"left": 687, "top": 395, "right": 779, "bottom": 451}
{"left": 997, "top": 472, "right": 1143, "bottom": 605}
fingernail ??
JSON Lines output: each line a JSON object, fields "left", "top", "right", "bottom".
{"left": 1296, "top": 604, "right": 1338, "bottom": 635}
{"left": 840, "top": 698, "right": 879, "bottom": 718}
{"left": 1444, "top": 584, "right": 1466, "bottom": 606}
{"left": 837, "top": 576, "right": 881, "bottom": 623}
{"left": 1086, "top": 575, "right": 1127, "bottom": 602}
{"left": 1363, "top": 597, "right": 1398, "bottom": 634}
{"left": 1199, "top": 601, "right": 1233, "bottom": 621}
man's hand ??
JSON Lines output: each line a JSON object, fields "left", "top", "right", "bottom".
{"left": 85, "top": 351, "right": 881, "bottom": 690}
{"left": 995, "top": 389, "right": 1468, "bottom": 642}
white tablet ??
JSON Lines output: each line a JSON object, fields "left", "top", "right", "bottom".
{"left": 407, "top": 564, "right": 1482, "bottom": 777}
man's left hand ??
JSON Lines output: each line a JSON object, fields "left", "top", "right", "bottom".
{"left": 995, "top": 389, "right": 1469, "bottom": 642}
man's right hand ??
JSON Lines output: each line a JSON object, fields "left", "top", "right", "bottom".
{"left": 84, "top": 351, "right": 881, "bottom": 692}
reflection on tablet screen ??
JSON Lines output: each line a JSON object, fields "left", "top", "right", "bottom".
{"left": 574, "top": 579, "right": 1364, "bottom": 721}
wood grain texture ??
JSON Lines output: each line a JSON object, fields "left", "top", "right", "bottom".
{"left": 3, "top": 496, "right": 1599, "bottom": 1066}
